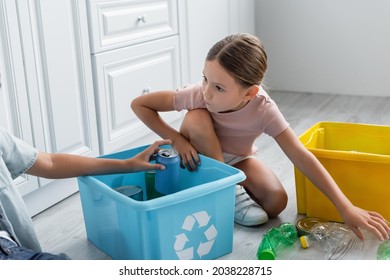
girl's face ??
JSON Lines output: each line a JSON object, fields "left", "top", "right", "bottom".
{"left": 202, "top": 60, "right": 257, "bottom": 113}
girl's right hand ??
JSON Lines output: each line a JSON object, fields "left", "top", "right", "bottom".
{"left": 172, "top": 136, "right": 200, "bottom": 171}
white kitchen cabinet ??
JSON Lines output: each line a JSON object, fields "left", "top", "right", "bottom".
{"left": 92, "top": 36, "right": 181, "bottom": 153}
{"left": 88, "top": 0, "right": 256, "bottom": 153}
{"left": 87, "top": 0, "right": 182, "bottom": 154}
{"left": 0, "top": 0, "right": 99, "bottom": 216}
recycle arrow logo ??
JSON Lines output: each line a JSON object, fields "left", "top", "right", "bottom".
{"left": 174, "top": 210, "right": 218, "bottom": 260}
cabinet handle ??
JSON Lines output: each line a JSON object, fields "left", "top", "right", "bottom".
{"left": 137, "top": 15, "right": 146, "bottom": 23}
{"left": 142, "top": 87, "right": 151, "bottom": 95}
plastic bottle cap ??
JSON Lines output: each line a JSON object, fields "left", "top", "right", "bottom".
{"left": 300, "top": 236, "right": 310, "bottom": 249}
{"left": 258, "top": 249, "right": 276, "bottom": 260}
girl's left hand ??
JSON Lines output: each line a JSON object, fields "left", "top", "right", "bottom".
{"left": 342, "top": 206, "right": 390, "bottom": 241}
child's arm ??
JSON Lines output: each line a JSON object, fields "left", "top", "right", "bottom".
{"left": 275, "top": 127, "right": 390, "bottom": 241}
{"left": 131, "top": 91, "right": 200, "bottom": 170}
{"left": 26, "top": 139, "right": 171, "bottom": 179}
{"left": 131, "top": 91, "right": 185, "bottom": 141}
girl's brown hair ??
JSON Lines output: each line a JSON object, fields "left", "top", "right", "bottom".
{"left": 206, "top": 33, "right": 267, "bottom": 88}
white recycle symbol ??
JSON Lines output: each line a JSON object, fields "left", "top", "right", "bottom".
{"left": 174, "top": 210, "right": 218, "bottom": 260}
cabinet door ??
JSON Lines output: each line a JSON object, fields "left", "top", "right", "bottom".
{"left": 1, "top": 0, "right": 99, "bottom": 215}
{"left": 16, "top": 0, "right": 99, "bottom": 162}
{"left": 20, "top": 0, "right": 99, "bottom": 214}
{"left": 0, "top": 0, "right": 40, "bottom": 196}
{"left": 93, "top": 36, "right": 182, "bottom": 154}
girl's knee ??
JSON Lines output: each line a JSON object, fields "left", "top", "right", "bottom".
{"left": 179, "top": 109, "right": 223, "bottom": 160}
{"left": 180, "top": 109, "right": 213, "bottom": 137}
{"left": 266, "top": 188, "right": 288, "bottom": 218}
{"left": 182, "top": 109, "right": 211, "bottom": 125}
{"left": 243, "top": 176, "right": 288, "bottom": 217}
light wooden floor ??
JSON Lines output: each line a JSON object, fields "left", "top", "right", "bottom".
{"left": 32, "top": 90, "right": 390, "bottom": 260}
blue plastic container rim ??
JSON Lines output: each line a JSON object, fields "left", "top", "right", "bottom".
{"left": 78, "top": 144, "right": 246, "bottom": 211}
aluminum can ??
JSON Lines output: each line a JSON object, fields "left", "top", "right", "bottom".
{"left": 144, "top": 170, "right": 163, "bottom": 200}
{"left": 155, "top": 148, "right": 180, "bottom": 195}
{"left": 114, "top": 185, "right": 143, "bottom": 201}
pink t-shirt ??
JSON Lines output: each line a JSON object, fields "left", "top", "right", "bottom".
{"left": 173, "top": 82, "right": 289, "bottom": 156}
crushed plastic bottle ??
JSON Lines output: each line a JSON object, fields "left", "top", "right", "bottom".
{"left": 257, "top": 222, "right": 298, "bottom": 260}
{"left": 377, "top": 240, "right": 390, "bottom": 260}
{"left": 299, "top": 222, "right": 356, "bottom": 258}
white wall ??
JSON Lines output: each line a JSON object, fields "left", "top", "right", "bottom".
{"left": 255, "top": 0, "right": 390, "bottom": 96}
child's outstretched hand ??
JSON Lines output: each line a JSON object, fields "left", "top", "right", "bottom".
{"left": 127, "top": 139, "right": 172, "bottom": 172}
{"left": 341, "top": 205, "right": 390, "bottom": 241}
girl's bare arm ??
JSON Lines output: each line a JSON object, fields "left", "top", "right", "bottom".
{"left": 275, "top": 127, "right": 390, "bottom": 241}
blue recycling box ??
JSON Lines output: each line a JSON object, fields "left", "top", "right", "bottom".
{"left": 77, "top": 145, "right": 246, "bottom": 260}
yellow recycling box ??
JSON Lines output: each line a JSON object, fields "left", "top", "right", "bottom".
{"left": 295, "top": 122, "right": 390, "bottom": 222}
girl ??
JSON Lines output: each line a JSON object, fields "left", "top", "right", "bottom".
{"left": 131, "top": 33, "right": 389, "bottom": 241}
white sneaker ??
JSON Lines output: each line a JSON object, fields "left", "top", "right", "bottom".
{"left": 234, "top": 185, "right": 268, "bottom": 226}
